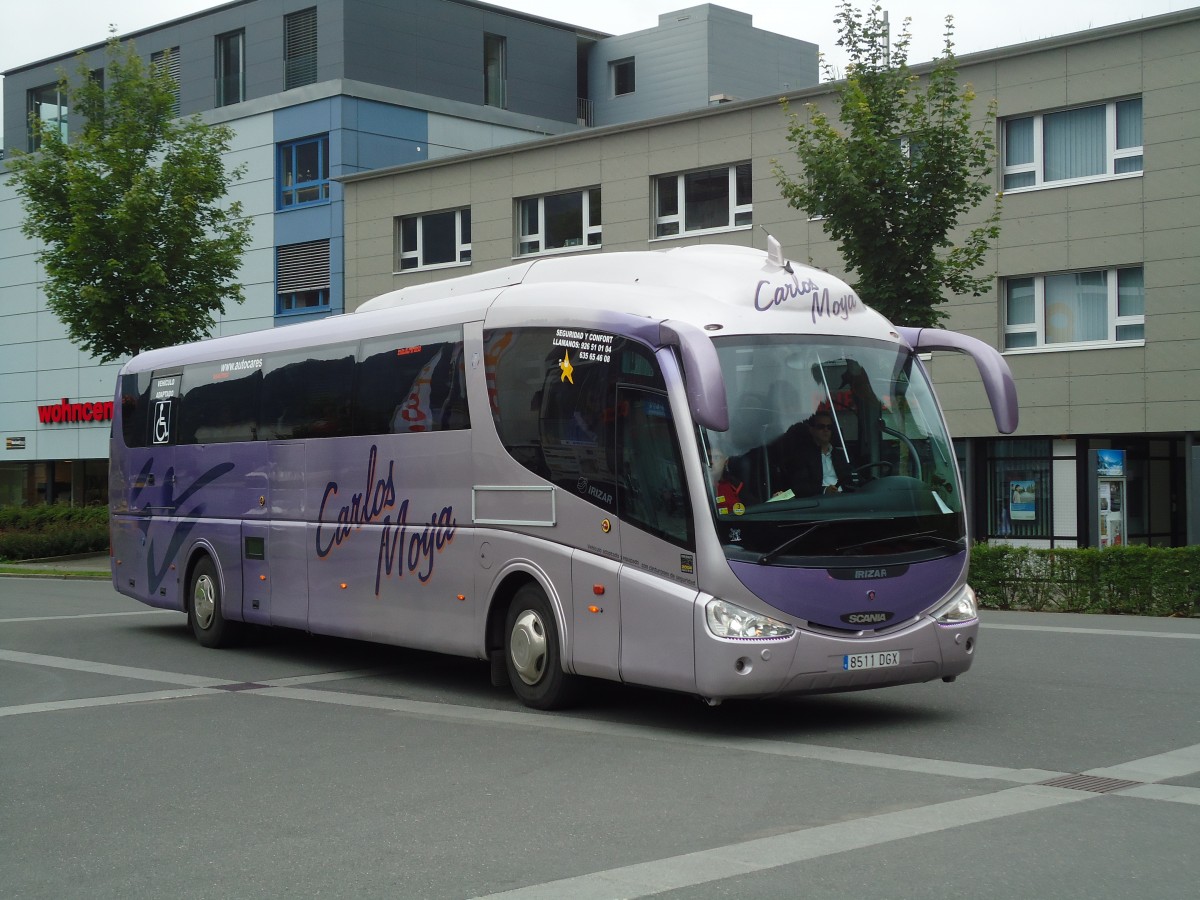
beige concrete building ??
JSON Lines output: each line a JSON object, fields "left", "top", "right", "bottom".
{"left": 341, "top": 8, "right": 1200, "bottom": 548}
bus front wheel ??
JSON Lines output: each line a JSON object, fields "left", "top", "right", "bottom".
{"left": 188, "top": 556, "right": 238, "bottom": 649}
{"left": 504, "top": 584, "right": 578, "bottom": 710}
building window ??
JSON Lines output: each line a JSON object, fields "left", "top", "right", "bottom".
{"left": 28, "top": 83, "right": 68, "bottom": 150}
{"left": 654, "top": 164, "right": 751, "bottom": 238}
{"left": 611, "top": 58, "right": 635, "bottom": 96}
{"left": 276, "top": 239, "right": 330, "bottom": 314}
{"left": 278, "top": 135, "right": 330, "bottom": 208}
{"left": 395, "top": 209, "right": 472, "bottom": 271}
{"left": 151, "top": 48, "right": 182, "bottom": 115}
{"left": 1002, "top": 98, "right": 1142, "bottom": 191}
{"left": 215, "top": 30, "right": 245, "bottom": 107}
{"left": 517, "top": 189, "right": 601, "bottom": 256}
{"left": 985, "top": 439, "right": 1053, "bottom": 541}
{"left": 284, "top": 7, "right": 318, "bottom": 90}
{"left": 1004, "top": 266, "right": 1144, "bottom": 350}
{"left": 484, "top": 34, "right": 506, "bottom": 109}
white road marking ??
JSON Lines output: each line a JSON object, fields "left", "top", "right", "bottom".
{"left": 0, "top": 609, "right": 176, "bottom": 624}
{"left": 984, "top": 623, "right": 1200, "bottom": 640}
{"left": 0, "top": 688, "right": 215, "bottom": 718}
{"left": 1085, "top": 743, "right": 1200, "bottom": 782}
{"left": 1116, "top": 784, "right": 1200, "bottom": 806}
{"left": 0, "top": 648, "right": 227, "bottom": 688}
{"left": 471, "top": 786, "right": 1093, "bottom": 899}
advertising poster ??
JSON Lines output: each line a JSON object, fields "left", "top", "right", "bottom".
{"left": 1098, "top": 478, "right": 1126, "bottom": 548}
{"left": 1009, "top": 479, "right": 1037, "bottom": 522}
{"left": 1096, "top": 449, "right": 1125, "bottom": 477}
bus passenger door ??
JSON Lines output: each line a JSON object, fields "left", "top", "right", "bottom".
{"left": 265, "top": 440, "right": 309, "bottom": 630}
{"left": 616, "top": 387, "right": 699, "bottom": 693}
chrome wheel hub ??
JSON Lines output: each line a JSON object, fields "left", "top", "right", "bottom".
{"left": 509, "top": 609, "right": 547, "bottom": 686}
{"left": 193, "top": 574, "right": 216, "bottom": 630}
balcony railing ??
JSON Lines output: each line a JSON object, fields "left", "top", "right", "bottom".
{"left": 577, "top": 98, "right": 594, "bottom": 127}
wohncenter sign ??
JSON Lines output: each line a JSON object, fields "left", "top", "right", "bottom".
{"left": 37, "top": 398, "right": 114, "bottom": 424}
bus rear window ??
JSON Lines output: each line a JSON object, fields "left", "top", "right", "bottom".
{"left": 119, "top": 373, "right": 151, "bottom": 448}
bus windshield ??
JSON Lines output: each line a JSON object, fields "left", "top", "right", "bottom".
{"left": 701, "top": 334, "right": 964, "bottom": 564}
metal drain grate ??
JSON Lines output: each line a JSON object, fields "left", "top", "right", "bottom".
{"left": 212, "top": 682, "right": 269, "bottom": 692}
{"left": 1038, "top": 774, "right": 1143, "bottom": 794}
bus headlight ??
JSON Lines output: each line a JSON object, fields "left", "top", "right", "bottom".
{"left": 934, "top": 584, "right": 978, "bottom": 624}
{"left": 705, "top": 598, "right": 795, "bottom": 639}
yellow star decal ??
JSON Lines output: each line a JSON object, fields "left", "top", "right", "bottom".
{"left": 559, "top": 350, "right": 574, "bottom": 384}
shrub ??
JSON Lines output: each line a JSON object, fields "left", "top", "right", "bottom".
{"left": 971, "top": 544, "right": 1200, "bottom": 617}
{"left": 0, "top": 505, "right": 109, "bottom": 561}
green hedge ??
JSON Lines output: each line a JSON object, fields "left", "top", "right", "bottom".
{"left": 0, "top": 505, "right": 109, "bottom": 561}
{"left": 971, "top": 543, "right": 1200, "bottom": 617}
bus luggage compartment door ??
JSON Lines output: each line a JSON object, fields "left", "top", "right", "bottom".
{"left": 570, "top": 549, "right": 621, "bottom": 680}
{"left": 241, "top": 522, "right": 270, "bottom": 625}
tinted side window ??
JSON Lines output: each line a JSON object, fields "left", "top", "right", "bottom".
{"left": 618, "top": 388, "right": 693, "bottom": 547}
{"left": 260, "top": 345, "right": 354, "bottom": 440}
{"left": 178, "top": 357, "right": 262, "bottom": 444}
{"left": 485, "top": 327, "right": 663, "bottom": 514}
{"left": 354, "top": 327, "right": 469, "bottom": 435}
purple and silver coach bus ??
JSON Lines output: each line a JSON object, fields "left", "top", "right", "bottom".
{"left": 110, "top": 242, "right": 1017, "bottom": 708}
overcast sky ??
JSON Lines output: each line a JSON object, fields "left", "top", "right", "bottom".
{"left": 2, "top": 0, "right": 1189, "bottom": 130}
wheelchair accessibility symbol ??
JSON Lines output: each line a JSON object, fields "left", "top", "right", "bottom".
{"left": 153, "top": 400, "right": 172, "bottom": 445}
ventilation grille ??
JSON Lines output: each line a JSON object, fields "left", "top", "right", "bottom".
{"left": 285, "top": 7, "right": 318, "bottom": 89}
{"left": 277, "top": 239, "right": 330, "bottom": 294}
{"left": 151, "top": 47, "right": 181, "bottom": 115}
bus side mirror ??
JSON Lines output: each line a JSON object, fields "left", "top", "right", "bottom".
{"left": 896, "top": 327, "right": 1019, "bottom": 435}
{"left": 660, "top": 320, "right": 729, "bottom": 432}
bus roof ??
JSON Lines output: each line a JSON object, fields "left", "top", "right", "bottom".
{"left": 122, "top": 245, "right": 898, "bottom": 375}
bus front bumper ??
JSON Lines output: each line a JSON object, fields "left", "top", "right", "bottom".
{"left": 692, "top": 611, "right": 978, "bottom": 701}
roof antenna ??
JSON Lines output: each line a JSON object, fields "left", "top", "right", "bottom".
{"left": 759, "top": 226, "right": 793, "bottom": 273}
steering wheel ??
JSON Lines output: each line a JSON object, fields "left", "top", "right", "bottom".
{"left": 853, "top": 460, "right": 894, "bottom": 479}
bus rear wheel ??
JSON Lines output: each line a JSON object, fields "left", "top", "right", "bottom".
{"left": 504, "top": 584, "right": 578, "bottom": 710}
{"left": 188, "top": 556, "right": 238, "bottom": 649}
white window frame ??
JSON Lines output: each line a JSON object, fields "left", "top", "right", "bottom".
{"left": 515, "top": 189, "right": 602, "bottom": 257}
{"left": 1003, "top": 266, "right": 1145, "bottom": 352}
{"left": 652, "top": 163, "right": 752, "bottom": 239}
{"left": 1002, "top": 98, "right": 1143, "bottom": 193}
{"left": 395, "top": 208, "right": 472, "bottom": 272}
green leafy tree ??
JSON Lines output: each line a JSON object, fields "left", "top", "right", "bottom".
{"left": 774, "top": 2, "right": 1001, "bottom": 327}
{"left": 8, "top": 36, "right": 251, "bottom": 362}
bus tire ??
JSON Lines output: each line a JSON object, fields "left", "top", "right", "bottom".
{"left": 504, "top": 583, "right": 578, "bottom": 710}
{"left": 188, "top": 555, "right": 238, "bottom": 649}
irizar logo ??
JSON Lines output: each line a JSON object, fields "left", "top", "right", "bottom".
{"left": 854, "top": 568, "right": 888, "bottom": 579}
{"left": 841, "top": 611, "right": 894, "bottom": 625}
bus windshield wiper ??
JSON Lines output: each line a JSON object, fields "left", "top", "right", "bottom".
{"left": 758, "top": 518, "right": 891, "bottom": 565}
{"left": 838, "top": 531, "right": 965, "bottom": 554}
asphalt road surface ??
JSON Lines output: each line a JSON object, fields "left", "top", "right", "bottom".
{"left": 2, "top": 576, "right": 1198, "bottom": 899}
